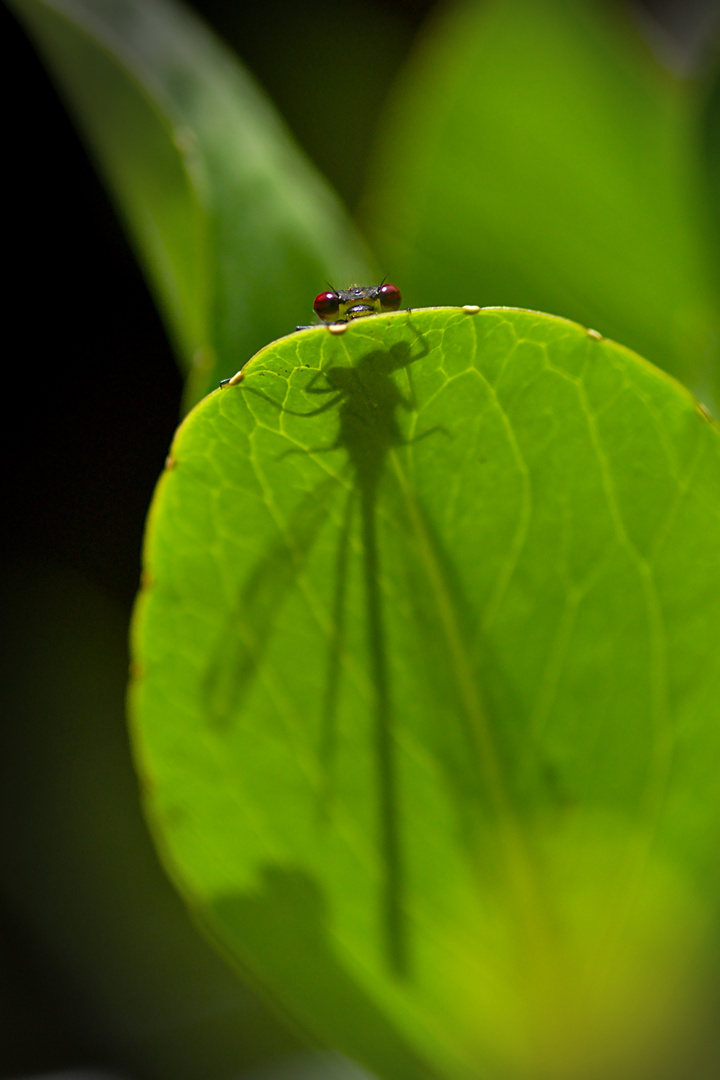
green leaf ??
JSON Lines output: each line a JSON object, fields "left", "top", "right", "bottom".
{"left": 131, "top": 308, "right": 720, "bottom": 1079}
{"left": 10, "top": 0, "right": 372, "bottom": 406}
{"left": 362, "top": 0, "right": 719, "bottom": 399}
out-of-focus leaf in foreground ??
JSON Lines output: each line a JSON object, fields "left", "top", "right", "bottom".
{"left": 131, "top": 307, "right": 720, "bottom": 1080}
{"left": 10, "top": 0, "right": 371, "bottom": 406}
{"left": 364, "top": 0, "right": 719, "bottom": 400}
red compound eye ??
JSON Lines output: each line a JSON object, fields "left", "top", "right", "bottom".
{"left": 378, "top": 283, "right": 401, "bottom": 311}
{"left": 313, "top": 291, "right": 340, "bottom": 320}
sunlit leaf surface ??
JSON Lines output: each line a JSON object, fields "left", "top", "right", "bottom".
{"left": 364, "top": 0, "right": 719, "bottom": 400}
{"left": 131, "top": 307, "right": 720, "bottom": 1080}
{"left": 11, "top": 0, "right": 371, "bottom": 404}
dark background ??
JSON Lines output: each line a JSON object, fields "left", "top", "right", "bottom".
{"left": 1, "top": 1, "right": 717, "bottom": 1077}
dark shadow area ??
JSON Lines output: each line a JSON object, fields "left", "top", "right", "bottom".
{"left": 207, "top": 867, "right": 430, "bottom": 1080}
{"left": 0, "top": 568, "right": 302, "bottom": 1080}
{"left": 1, "top": 6, "right": 183, "bottom": 610}
{"left": 0, "top": 898, "right": 106, "bottom": 1077}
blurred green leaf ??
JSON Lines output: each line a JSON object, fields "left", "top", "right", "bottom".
{"left": 193, "top": 0, "right": 414, "bottom": 210}
{"left": 131, "top": 308, "right": 720, "bottom": 1080}
{"left": 701, "top": 54, "right": 720, "bottom": 304}
{"left": 10, "top": 0, "right": 372, "bottom": 406}
{"left": 363, "top": 0, "right": 719, "bottom": 401}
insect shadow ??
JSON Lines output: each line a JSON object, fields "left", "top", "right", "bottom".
{"left": 206, "top": 327, "right": 437, "bottom": 977}
{"left": 281, "top": 333, "right": 441, "bottom": 976}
